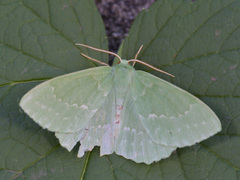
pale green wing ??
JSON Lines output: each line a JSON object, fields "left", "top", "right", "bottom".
{"left": 20, "top": 66, "right": 113, "bottom": 133}
{"left": 55, "top": 131, "right": 86, "bottom": 151}
{"left": 55, "top": 87, "right": 116, "bottom": 157}
{"left": 77, "top": 88, "right": 115, "bottom": 157}
{"left": 114, "top": 91, "right": 176, "bottom": 164}
{"left": 129, "top": 71, "right": 222, "bottom": 148}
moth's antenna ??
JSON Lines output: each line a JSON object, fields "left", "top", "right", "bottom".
{"left": 76, "top": 43, "right": 122, "bottom": 63}
{"left": 81, "top": 53, "right": 109, "bottom": 66}
{"left": 133, "top": 45, "right": 143, "bottom": 66}
{"left": 128, "top": 59, "right": 175, "bottom": 77}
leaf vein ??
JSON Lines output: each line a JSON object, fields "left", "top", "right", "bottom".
{"left": 200, "top": 142, "right": 240, "bottom": 171}
{"left": 174, "top": 0, "right": 235, "bottom": 61}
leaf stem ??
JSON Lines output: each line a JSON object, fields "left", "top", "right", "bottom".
{"left": 79, "top": 151, "right": 91, "bottom": 180}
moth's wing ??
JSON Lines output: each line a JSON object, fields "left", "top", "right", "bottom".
{"left": 130, "top": 71, "right": 222, "bottom": 148}
{"left": 114, "top": 92, "right": 176, "bottom": 164}
{"left": 77, "top": 87, "right": 116, "bottom": 157}
{"left": 20, "top": 66, "right": 113, "bottom": 133}
{"left": 55, "top": 131, "right": 86, "bottom": 151}
{"left": 55, "top": 87, "right": 116, "bottom": 156}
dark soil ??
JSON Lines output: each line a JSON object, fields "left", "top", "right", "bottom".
{"left": 95, "top": 0, "right": 156, "bottom": 53}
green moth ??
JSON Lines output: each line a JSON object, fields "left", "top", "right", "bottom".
{"left": 20, "top": 44, "right": 221, "bottom": 164}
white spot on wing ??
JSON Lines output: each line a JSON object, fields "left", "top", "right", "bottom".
{"left": 80, "top": 105, "right": 88, "bottom": 110}
{"left": 159, "top": 114, "right": 167, "bottom": 119}
{"left": 57, "top": 98, "right": 62, "bottom": 102}
{"left": 124, "top": 127, "right": 130, "bottom": 131}
{"left": 72, "top": 104, "right": 78, "bottom": 107}
{"left": 148, "top": 114, "right": 158, "bottom": 119}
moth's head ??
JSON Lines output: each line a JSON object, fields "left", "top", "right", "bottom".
{"left": 113, "top": 60, "right": 135, "bottom": 87}
{"left": 116, "top": 60, "right": 134, "bottom": 71}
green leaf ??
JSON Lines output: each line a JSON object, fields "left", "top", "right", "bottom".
{"left": 1, "top": 0, "right": 240, "bottom": 180}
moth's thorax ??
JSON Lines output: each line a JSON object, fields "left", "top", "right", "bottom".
{"left": 112, "top": 60, "right": 135, "bottom": 93}
{"left": 112, "top": 60, "right": 135, "bottom": 137}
